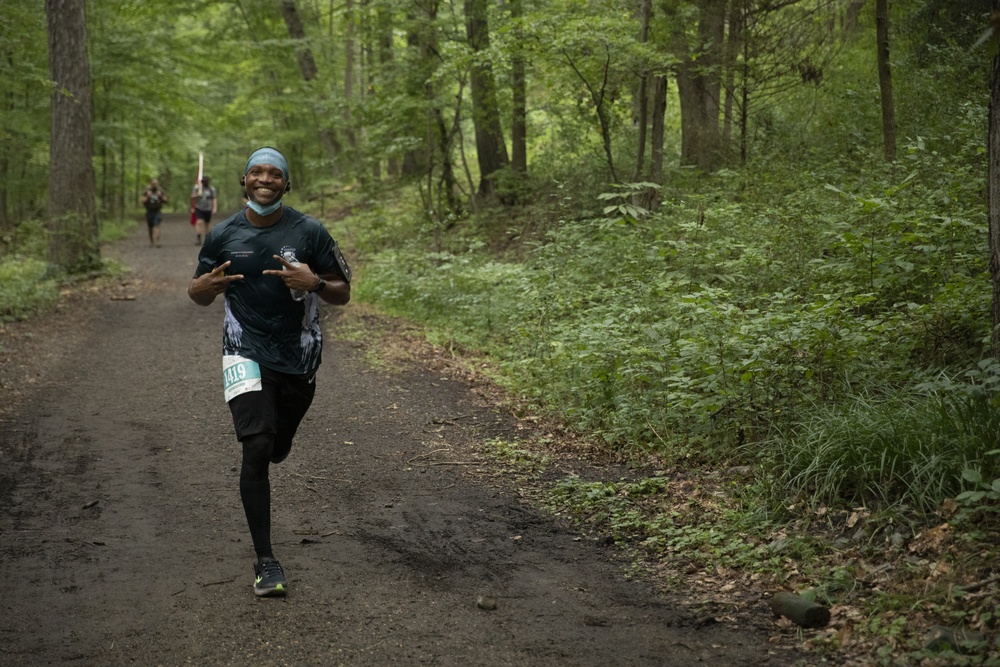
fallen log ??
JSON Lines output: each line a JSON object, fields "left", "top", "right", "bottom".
{"left": 770, "top": 591, "right": 830, "bottom": 629}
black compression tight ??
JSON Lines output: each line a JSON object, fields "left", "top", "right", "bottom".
{"left": 240, "top": 433, "right": 274, "bottom": 561}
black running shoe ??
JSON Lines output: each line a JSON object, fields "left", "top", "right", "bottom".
{"left": 253, "top": 557, "right": 287, "bottom": 597}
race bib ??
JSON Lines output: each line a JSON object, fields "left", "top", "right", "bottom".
{"left": 223, "top": 355, "right": 262, "bottom": 402}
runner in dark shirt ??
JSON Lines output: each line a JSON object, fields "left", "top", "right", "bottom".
{"left": 187, "top": 147, "right": 351, "bottom": 597}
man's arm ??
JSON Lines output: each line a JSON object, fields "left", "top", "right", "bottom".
{"left": 263, "top": 255, "right": 350, "bottom": 305}
{"left": 315, "top": 275, "right": 350, "bottom": 305}
{"left": 188, "top": 261, "right": 243, "bottom": 306}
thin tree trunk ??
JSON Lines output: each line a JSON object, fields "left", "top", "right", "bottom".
{"left": 344, "top": 0, "right": 358, "bottom": 149}
{"left": 280, "top": 0, "right": 341, "bottom": 174}
{"left": 740, "top": 29, "right": 749, "bottom": 164}
{"left": 0, "top": 76, "right": 10, "bottom": 234}
{"left": 402, "top": 2, "right": 439, "bottom": 178}
{"left": 565, "top": 45, "right": 619, "bottom": 182}
{"left": 45, "top": 0, "right": 99, "bottom": 274}
{"left": 464, "top": 0, "right": 509, "bottom": 195}
{"left": 845, "top": 0, "right": 864, "bottom": 36}
{"left": 643, "top": 74, "right": 668, "bottom": 209}
{"left": 634, "top": 0, "right": 652, "bottom": 180}
{"left": 376, "top": 1, "right": 400, "bottom": 176}
{"left": 722, "top": 0, "right": 742, "bottom": 164}
{"left": 675, "top": 0, "right": 725, "bottom": 172}
{"left": 119, "top": 133, "right": 125, "bottom": 222}
{"left": 876, "top": 0, "right": 896, "bottom": 162}
{"left": 134, "top": 132, "right": 141, "bottom": 209}
{"left": 649, "top": 74, "right": 667, "bottom": 185}
{"left": 510, "top": 0, "right": 527, "bottom": 174}
{"left": 989, "top": 1, "right": 1000, "bottom": 355}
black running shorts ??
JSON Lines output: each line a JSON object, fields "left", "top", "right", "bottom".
{"left": 227, "top": 364, "right": 316, "bottom": 442}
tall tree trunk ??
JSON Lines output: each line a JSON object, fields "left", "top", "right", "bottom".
{"left": 375, "top": 1, "right": 400, "bottom": 177}
{"left": 876, "top": 0, "right": 897, "bottom": 162}
{"left": 0, "top": 66, "right": 11, "bottom": 235}
{"left": 643, "top": 74, "right": 668, "bottom": 209}
{"left": 434, "top": 106, "right": 459, "bottom": 213}
{"left": 118, "top": 133, "right": 125, "bottom": 222}
{"left": 675, "top": 0, "right": 725, "bottom": 172}
{"left": 510, "top": 0, "right": 527, "bottom": 174}
{"left": 280, "top": 0, "right": 341, "bottom": 174}
{"left": 344, "top": 0, "right": 358, "bottom": 150}
{"left": 844, "top": 0, "right": 865, "bottom": 36}
{"left": 740, "top": 27, "right": 749, "bottom": 164}
{"left": 402, "top": 2, "right": 438, "bottom": 178}
{"left": 45, "top": 0, "right": 99, "bottom": 274}
{"left": 989, "top": 2, "right": 1000, "bottom": 356}
{"left": 464, "top": 0, "right": 509, "bottom": 196}
{"left": 721, "top": 0, "right": 742, "bottom": 164}
{"left": 634, "top": 0, "right": 652, "bottom": 181}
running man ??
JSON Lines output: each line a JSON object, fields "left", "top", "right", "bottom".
{"left": 187, "top": 147, "right": 351, "bottom": 597}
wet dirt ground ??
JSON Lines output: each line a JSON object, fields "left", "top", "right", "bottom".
{"left": 0, "top": 213, "right": 808, "bottom": 666}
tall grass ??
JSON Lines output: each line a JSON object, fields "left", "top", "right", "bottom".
{"left": 762, "top": 383, "right": 1000, "bottom": 513}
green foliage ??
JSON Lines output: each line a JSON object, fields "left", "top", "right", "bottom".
{"left": 349, "top": 6, "right": 992, "bottom": 526}
{"left": 762, "top": 380, "right": 1000, "bottom": 514}
{"left": 545, "top": 474, "right": 770, "bottom": 570}
{"left": 0, "top": 256, "right": 58, "bottom": 322}
{"left": 486, "top": 438, "right": 550, "bottom": 475}
{"left": 99, "top": 216, "right": 139, "bottom": 244}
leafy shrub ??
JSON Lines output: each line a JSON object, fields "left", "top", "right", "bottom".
{"left": 0, "top": 256, "right": 59, "bottom": 322}
{"left": 762, "top": 367, "right": 1000, "bottom": 513}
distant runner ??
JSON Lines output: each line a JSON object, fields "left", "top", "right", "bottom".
{"left": 190, "top": 175, "right": 218, "bottom": 245}
{"left": 140, "top": 178, "right": 168, "bottom": 247}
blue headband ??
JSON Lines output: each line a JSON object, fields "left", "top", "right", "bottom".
{"left": 245, "top": 147, "right": 289, "bottom": 180}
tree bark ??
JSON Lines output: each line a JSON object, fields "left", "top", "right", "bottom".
{"left": 649, "top": 75, "right": 667, "bottom": 182}
{"left": 643, "top": 74, "right": 668, "bottom": 209}
{"left": 510, "top": 0, "right": 527, "bottom": 174}
{"left": 464, "top": 0, "right": 509, "bottom": 196}
{"left": 375, "top": 1, "right": 400, "bottom": 177}
{"left": 45, "top": 0, "right": 100, "bottom": 274}
{"left": 721, "top": 0, "right": 743, "bottom": 164}
{"left": 344, "top": 0, "right": 358, "bottom": 149}
{"left": 876, "top": 0, "right": 897, "bottom": 162}
{"left": 280, "top": 0, "right": 341, "bottom": 173}
{"left": 989, "top": 3, "right": 1000, "bottom": 356}
{"left": 675, "top": 0, "right": 726, "bottom": 172}
{"left": 633, "top": 0, "right": 653, "bottom": 180}
{"left": 402, "top": 1, "right": 439, "bottom": 178}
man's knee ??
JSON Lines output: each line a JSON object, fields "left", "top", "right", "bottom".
{"left": 241, "top": 433, "right": 274, "bottom": 477}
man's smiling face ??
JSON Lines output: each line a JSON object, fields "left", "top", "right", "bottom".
{"left": 245, "top": 163, "right": 287, "bottom": 207}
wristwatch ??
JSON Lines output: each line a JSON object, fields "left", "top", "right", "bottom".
{"left": 310, "top": 276, "right": 326, "bottom": 293}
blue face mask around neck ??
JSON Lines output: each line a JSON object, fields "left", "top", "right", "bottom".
{"left": 247, "top": 199, "right": 282, "bottom": 216}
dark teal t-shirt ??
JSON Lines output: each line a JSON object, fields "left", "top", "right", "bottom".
{"left": 194, "top": 206, "right": 351, "bottom": 376}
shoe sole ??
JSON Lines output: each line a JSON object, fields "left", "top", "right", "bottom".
{"left": 254, "top": 583, "right": 287, "bottom": 597}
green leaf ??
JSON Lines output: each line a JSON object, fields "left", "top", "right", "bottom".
{"left": 962, "top": 469, "right": 983, "bottom": 484}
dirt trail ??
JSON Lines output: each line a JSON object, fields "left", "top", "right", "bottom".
{"left": 0, "top": 214, "right": 802, "bottom": 666}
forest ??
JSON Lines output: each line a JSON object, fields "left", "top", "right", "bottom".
{"left": 3, "top": 0, "right": 1000, "bottom": 663}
